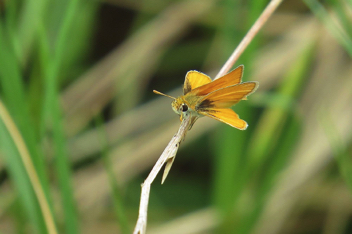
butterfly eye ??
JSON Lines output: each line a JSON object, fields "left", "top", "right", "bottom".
{"left": 180, "top": 104, "right": 188, "bottom": 112}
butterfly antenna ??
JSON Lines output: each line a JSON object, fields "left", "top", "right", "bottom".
{"left": 153, "top": 90, "right": 176, "bottom": 100}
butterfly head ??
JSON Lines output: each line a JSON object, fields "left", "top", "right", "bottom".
{"left": 153, "top": 90, "right": 190, "bottom": 119}
{"left": 172, "top": 97, "right": 199, "bottom": 130}
{"left": 171, "top": 97, "right": 189, "bottom": 116}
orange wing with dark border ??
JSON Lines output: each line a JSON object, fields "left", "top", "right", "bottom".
{"left": 197, "top": 82, "right": 258, "bottom": 109}
{"left": 183, "top": 71, "right": 212, "bottom": 95}
{"left": 191, "top": 65, "right": 244, "bottom": 96}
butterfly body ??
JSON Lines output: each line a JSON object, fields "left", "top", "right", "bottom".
{"left": 171, "top": 93, "right": 203, "bottom": 129}
{"left": 154, "top": 65, "right": 258, "bottom": 130}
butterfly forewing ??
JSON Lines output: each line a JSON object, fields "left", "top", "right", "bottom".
{"left": 198, "top": 108, "right": 248, "bottom": 130}
{"left": 191, "top": 65, "right": 244, "bottom": 96}
{"left": 197, "top": 82, "right": 258, "bottom": 109}
{"left": 183, "top": 71, "right": 212, "bottom": 95}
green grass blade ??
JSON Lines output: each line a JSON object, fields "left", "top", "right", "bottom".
{"left": 246, "top": 42, "right": 315, "bottom": 174}
{"left": 0, "top": 21, "right": 53, "bottom": 233}
{"left": 41, "top": 0, "right": 82, "bottom": 134}
{"left": 259, "top": 115, "right": 302, "bottom": 196}
{"left": 39, "top": 0, "right": 85, "bottom": 232}
{"left": 0, "top": 100, "right": 57, "bottom": 234}
{"left": 304, "top": 0, "right": 352, "bottom": 57}
{"left": 211, "top": 0, "right": 242, "bottom": 216}
{"left": 212, "top": 119, "right": 247, "bottom": 214}
{"left": 50, "top": 99, "right": 78, "bottom": 234}
{"left": 0, "top": 118, "right": 46, "bottom": 234}
{"left": 320, "top": 112, "right": 352, "bottom": 192}
{"left": 96, "top": 116, "right": 131, "bottom": 234}
{"left": 17, "top": 0, "right": 47, "bottom": 62}
{"left": 0, "top": 21, "right": 50, "bottom": 190}
{"left": 325, "top": 0, "right": 352, "bottom": 38}
{"left": 211, "top": 1, "right": 260, "bottom": 232}
{"left": 237, "top": 42, "right": 315, "bottom": 234}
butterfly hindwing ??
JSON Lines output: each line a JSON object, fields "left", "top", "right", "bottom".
{"left": 197, "top": 108, "right": 248, "bottom": 130}
{"left": 183, "top": 71, "right": 212, "bottom": 95}
{"left": 197, "top": 82, "right": 258, "bottom": 109}
{"left": 191, "top": 65, "right": 244, "bottom": 96}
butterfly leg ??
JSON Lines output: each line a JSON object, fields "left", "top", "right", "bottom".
{"left": 188, "top": 116, "right": 198, "bottom": 130}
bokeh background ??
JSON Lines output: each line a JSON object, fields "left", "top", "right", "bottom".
{"left": 0, "top": 0, "right": 352, "bottom": 233}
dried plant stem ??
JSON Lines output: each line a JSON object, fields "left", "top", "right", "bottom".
{"left": 0, "top": 100, "right": 58, "bottom": 234}
{"left": 133, "top": 116, "right": 191, "bottom": 234}
{"left": 216, "top": 0, "right": 284, "bottom": 79}
{"left": 133, "top": 1, "right": 283, "bottom": 233}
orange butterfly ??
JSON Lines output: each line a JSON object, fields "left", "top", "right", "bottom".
{"left": 154, "top": 65, "right": 258, "bottom": 130}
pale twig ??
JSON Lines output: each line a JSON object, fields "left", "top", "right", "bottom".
{"left": 133, "top": 115, "right": 191, "bottom": 234}
{"left": 133, "top": 0, "right": 283, "bottom": 233}
{"left": 0, "top": 100, "right": 58, "bottom": 234}
{"left": 216, "top": 0, "right": 284, "bottom": 79}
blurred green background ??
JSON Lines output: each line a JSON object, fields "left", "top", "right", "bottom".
{"left": 0, "top": 0, "right": 352, "bottom": 233}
